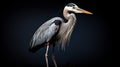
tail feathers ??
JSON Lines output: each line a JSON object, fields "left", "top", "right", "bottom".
{"left": 29, "top": 44, "right": 44, "bottom": 53}
{"left": 29, "top": 47, "right": 37, "bottom": 53}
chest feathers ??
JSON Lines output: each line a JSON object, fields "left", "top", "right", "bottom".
{"left": 58, "top": 14, "right": 76, "bottom": 50}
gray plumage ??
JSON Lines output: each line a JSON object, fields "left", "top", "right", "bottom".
{"left": 29, "top": 17, "right": 63, "bottom": 52}
{"left": 29, "top": 3, "right": 92, "bottom": 67}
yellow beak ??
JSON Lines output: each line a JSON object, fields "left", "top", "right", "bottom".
{"left": 82, "top": 9, "right": 93, "bottom": 14}
{"left": 77, "top": 8, "right": 93, "bottom": 15}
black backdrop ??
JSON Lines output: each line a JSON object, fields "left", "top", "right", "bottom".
{"left": 1, "top": 0, "right": 112, "bottom": 67}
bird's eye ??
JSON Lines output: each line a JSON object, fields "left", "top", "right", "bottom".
{"left": 73, "top": 6, "right": 75, "bottom": 9}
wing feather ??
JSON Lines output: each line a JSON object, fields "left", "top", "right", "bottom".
{"left": 29, "top": 17, "right": 63, "bottom": 52}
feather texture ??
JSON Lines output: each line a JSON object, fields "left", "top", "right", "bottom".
{"left": 29, "top": 17, "right": 63, "bottom": 52}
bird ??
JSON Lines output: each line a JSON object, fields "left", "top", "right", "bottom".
{"left": 29, "top": 3, "right": 93, "bottom": 67}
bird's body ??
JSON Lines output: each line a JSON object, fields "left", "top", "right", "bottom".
{"left": 29, "top": 3, "right": 92, "bottom": 67}
{"left": 29, "top": 17, "right": 63, "bottom": 52}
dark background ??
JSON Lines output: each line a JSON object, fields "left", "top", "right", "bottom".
{"left": 1, "top": 0, "right": 112, "bottom": 67}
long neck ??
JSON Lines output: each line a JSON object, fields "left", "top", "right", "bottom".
{"left": 59, "top": 7, "right": 76, "bottom": 49}
{"left": 63, "top": 7, "right": 76, "bottom": 22}
{"left": 63, "top": 7, "right": 70, "bottom": 20}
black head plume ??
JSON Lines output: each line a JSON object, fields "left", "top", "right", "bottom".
{"left": 66, "top": 3, "right": 75, "bottom": 7}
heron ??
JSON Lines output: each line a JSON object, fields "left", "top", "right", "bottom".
{"left": 29, "top": 3, "right": 92, "bottom": 67}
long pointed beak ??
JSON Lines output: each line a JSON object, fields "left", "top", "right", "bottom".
{"left": 77, "top": 8, "right": 93, "bottom": 15}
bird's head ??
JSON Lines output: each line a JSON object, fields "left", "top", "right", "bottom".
{"left": 65, "top": 3, "right": 93, "bottom": 14}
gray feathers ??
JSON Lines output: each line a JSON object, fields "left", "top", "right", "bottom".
{"left": 30, "top": 17, "right": 63, "bottom": 50}
{"left": 30, "top": 12, "right": 77, "bottom": 52}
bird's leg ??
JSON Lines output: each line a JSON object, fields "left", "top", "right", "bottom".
{"left": 45, "top": 42, "right": 49, "bottom": 67}
{"left": 52, "top": 46, "right": 57, "bottom": 67}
